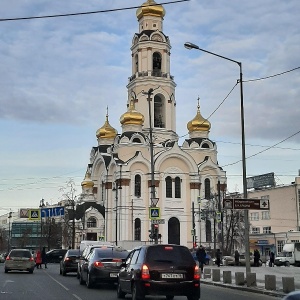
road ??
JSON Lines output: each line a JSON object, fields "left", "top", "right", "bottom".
{"left": 0, "top": 263, "right": 281, "bottom": 300}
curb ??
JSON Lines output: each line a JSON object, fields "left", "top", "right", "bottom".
{"left": 201, "top": 279, "right": 286, "bottom": 298}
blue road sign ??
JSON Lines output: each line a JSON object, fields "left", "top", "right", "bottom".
{"left": 41, "top": 206, "right": 65, "bottom": 218}
{"left": 149, "top": 207, "right": 160, "bottom": 219}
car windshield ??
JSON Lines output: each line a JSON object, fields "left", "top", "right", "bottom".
{"left": 146, "top": 245, "right": 194, "bottom": 264}
{"left": 95, "top": 248, "right": 128, "bottom": 259}
{"left": 10, "top": 250, "right": 31, "bottom": 258}
{"left": 278, "top": 252, "right": 293, "bottom": 257}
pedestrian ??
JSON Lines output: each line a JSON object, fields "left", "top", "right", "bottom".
{"left": 41, "top": 247, "right": 47, "bottom": 269}
{"left": 234, "top": 250, "right": 240, "bottom": 266}
{"left": 35, "top": 249, "right": 42, "bottom": 269}
{"left": 196, "top": 245, "right": 206, "bottom": 272}
{"left": 254, "top": 249, "right": 260, "bottom": 267}
{"left": 269, "top": 251, "right": 275, "bottom": 267}
{"left": 216, "top": 249, "right": 221, "bottom": 267}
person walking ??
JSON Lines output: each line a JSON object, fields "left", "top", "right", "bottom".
{"left": 254, "top": 249, "right": 260, "bottom": 267}
{"left": 41, "top": 247, "right": 47, "bottom": 269}
{"left": 216, "top": 249, "right": 221, "bottom": 267}
{"left": 269, "top": 251, "right": 275, "bottom": 267}
{"left": 234, "top": 250, "right": 240, "bottom": 266}
{"left": 35, "top": 249, "right": 42, "bottom": 269}
{"left": 196, "top": 245, "right": 206, "bottom": 272}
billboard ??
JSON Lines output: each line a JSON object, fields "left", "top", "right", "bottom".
{"left": 246, "top": 172, "right": 275, "bottom": 190}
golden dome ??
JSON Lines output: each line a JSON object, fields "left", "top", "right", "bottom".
{"left": 120, "top": 98, "right": 144, "bottom": 126}
{"left": 81, "top": 170, "right": 94, "bottom": 188}
{"left": 96, "top": 109, "right": 117, "bottom": 139}
{"left": 136, "top": 0, "right": 165, "bottom": 20}
{"left": 187, "top": 98, "right": 211, "bottom": 132}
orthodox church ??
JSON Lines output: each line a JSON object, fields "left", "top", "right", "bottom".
{"left": 79, "top": 0, "right": 227, "bottom": 249}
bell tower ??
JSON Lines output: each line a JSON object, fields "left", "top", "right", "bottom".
{"left": 126, "top": 0, "right": 177, "bottom": 143}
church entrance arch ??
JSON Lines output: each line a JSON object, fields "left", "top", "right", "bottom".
{"left": 168, "top": 217, "right": 180, "bottom": 245}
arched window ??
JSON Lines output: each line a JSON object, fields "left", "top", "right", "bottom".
{"left": 202, "top": 143, "right": 209, "bottom": 148}
{"left": 206, "top": 220, "right": 212, "bottom": 242}
{"left": 154, "top": 95, "right": 165, "bottom": 128}
{"left": 132, "top": 138, "right": 141, "bottom": 143}
{"left": 153, "top": 52, "right": 161, "bottom": 72}
{"left": 175, "top": 177, "right": 181, "bottom": 198}
{"left": 135, "top": 54, "right": 138, "bottom": 73}
{"left": 134, "top": 175, "right": 141, "bottom": 197}
{"left": 204, "top": 178, "right": 211, "bottom": 199}
{"left": 134, "top": 218, "right": 141, "bottom": 241}
{"left": 166, "top": 176, "right": 172, "bottom": 198}
{"left": 87, "top": 217, "right": 97, "bottom": 228}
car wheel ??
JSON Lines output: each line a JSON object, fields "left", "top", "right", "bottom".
{"left": 62, "top": 268, "right": 66, "bottom": 276}
{"left": 59, "top": 267, "right": 62, "bottom": 275}
{"left": 76, "top": 271, "right": 80, "bottom": 279}
{"left": 132, "top": 283, "right": 144, "bottom": 300}
{"left": 166, "top": 296, "right": 174, "bottom": 300}
{"left": 187, "top": 296, "right": 199, "bottom": 300}
{"left": 285, "top": 261, "right": 290, "bottom": 267}
{"left": 86, "top": 273, "right": 94, "bottom": 289}
{"left": 4, "top": 268, "right": 8, "bottom": 273}
{"left": 117, "top": 281, "right": 126, "bottom": 299}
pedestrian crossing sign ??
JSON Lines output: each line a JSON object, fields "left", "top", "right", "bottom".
{"left": 28, "top": 209, "right": 41, "bottom": 220}
{"left": 149, "top": 207, "right": 160, "bottom": 219}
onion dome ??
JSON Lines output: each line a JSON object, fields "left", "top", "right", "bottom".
{"left": 96, "top": 109, "right": 117, "bottom": 139}
{"left": 187, "top": 98, "right": 211, "bottom": 133}
{"left": 120, "top": 98, "right": 144, "bottom": 126}
{"left": 81, "top": 170, "right": 94, "bottom": 188}
{"left": 136, "top": 0, "right": 165, "bottom": 21}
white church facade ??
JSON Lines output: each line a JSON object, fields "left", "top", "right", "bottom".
{"left": 79, "top": 0, "right": 227, "bottom": 249}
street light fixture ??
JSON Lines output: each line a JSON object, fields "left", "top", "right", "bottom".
{"left": 184, "top": 41, "right": 250, "bottom": 273}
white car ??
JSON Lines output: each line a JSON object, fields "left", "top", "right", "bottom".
{"left": 4, "top": 249, "right": 35, "bottom": 273}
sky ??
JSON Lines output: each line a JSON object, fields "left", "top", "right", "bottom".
{"left": 0, "top": 0, "right": 299, "bottom": 216}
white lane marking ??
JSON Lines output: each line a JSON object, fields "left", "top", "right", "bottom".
{"left": 73, "top": 294, "right": 83, "bottom": 300}
{"left": 46, "top": 274, "right": 69, "bottom": 291}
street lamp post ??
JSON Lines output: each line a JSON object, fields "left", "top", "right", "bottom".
{"left": 184, "top": 42, "right": 250, "bottom": 273}
{"left": 7, "top": 211, "right": 12, "bottom": 252}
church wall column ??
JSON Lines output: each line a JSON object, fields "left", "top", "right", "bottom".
{"left": 147, "top": 47, "right": 152, "bottom": 74}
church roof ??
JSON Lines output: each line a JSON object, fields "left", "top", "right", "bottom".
{"left": 184, "top": 137, "right": 215, "bottom": 147}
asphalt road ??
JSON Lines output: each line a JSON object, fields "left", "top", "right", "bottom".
{"left": 0, "top": 263, "right": 281, "bottom": 300}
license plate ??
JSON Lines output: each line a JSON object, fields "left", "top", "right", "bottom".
{"left": 110, "top": 273, "right": 118, "bottom": 278}
{"left": 161, "top": 273, "right": 184, "bottom": 279}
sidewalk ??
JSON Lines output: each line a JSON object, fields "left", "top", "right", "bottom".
{"left": 200, "top": 265, "right": 300, "bottom": 298}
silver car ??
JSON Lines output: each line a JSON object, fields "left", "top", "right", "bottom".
{"left": 4, "top": 249, "right": 35, "bottom": 273}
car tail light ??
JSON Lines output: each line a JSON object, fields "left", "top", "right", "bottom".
{"left": 141, "top": 264, "right": 150, "bottom": 280}
{"left": 194, "top": 265, "right": 200, "bottom": 280}
{"left": 112, "top": 258, "right": 122, "bottom": 262}
{"left": 64, "top": 257, "right": 71, "bottom": 261}
{"left": 29, "top": 257, "right": 34, "bottom": 262}
{"left": 94, "top": 261, "right": 104, "bottom": 267}
{"left": 6, "top": 256, "right": 10, "bottom": 261}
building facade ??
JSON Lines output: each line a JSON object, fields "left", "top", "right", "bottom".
{"left": 247, "top": 176, "right": 300, "bottom": 257}
{"left": 79, "top": 0, "right": 227, "bottom": 249}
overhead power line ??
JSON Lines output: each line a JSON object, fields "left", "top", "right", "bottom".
{"left": 0, "top": 0, "right": 190, "bottom": 22}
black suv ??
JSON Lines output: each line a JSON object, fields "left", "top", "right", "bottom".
{"left": 46, "top": 249, "right": 67, "bottom": 263}
{"left": 117, "top": 244, "right": 200, "bottom": 300}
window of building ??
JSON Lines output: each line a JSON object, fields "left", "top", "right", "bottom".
{"left": 135, "top": 54, "right": 138, "bottom": 73}
{"left": 154, "top": 95, "right": 165, "bottom": 128}
{"left": 134, "top": 174, "right": 141, "bottom": 197}
{"left": 202, "top": 143, "right": 209, "bottom": 149}
{"left": 174, "top": 177, "right": 181, "bottom": 198}
{"left": 277, "top": 240, "right": 285, "bottom": 253}
{"left": 261, "top": 211, "right": 270, "bottom": 220}
{"left": 206, "top": 220, "right": 212, "bottom": 242}
{"left": 263, "top": 226, "right": 271, "bottom": 234}
{"left": 132, "top": 138, "right": 141, "bottom": 143}
{"left": 153, "top": 52, "right": 161, "bottom": 71}
{"left": 134, "top": 218, "right": 141, "bottom": 241}
{"left": 251, "top": 227, "right": 260, "bottom": 234}
{"left": 166, "top": 176, "right": 172, "bottom": 198}
{"left": 204, "top": 178, "right": 210, "bottom": 200}
{"left": 250, "top": 212, "right": 259, "bottom": 221}
{"left": 87, "top": 217, "right": 97, "bottom": 228}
